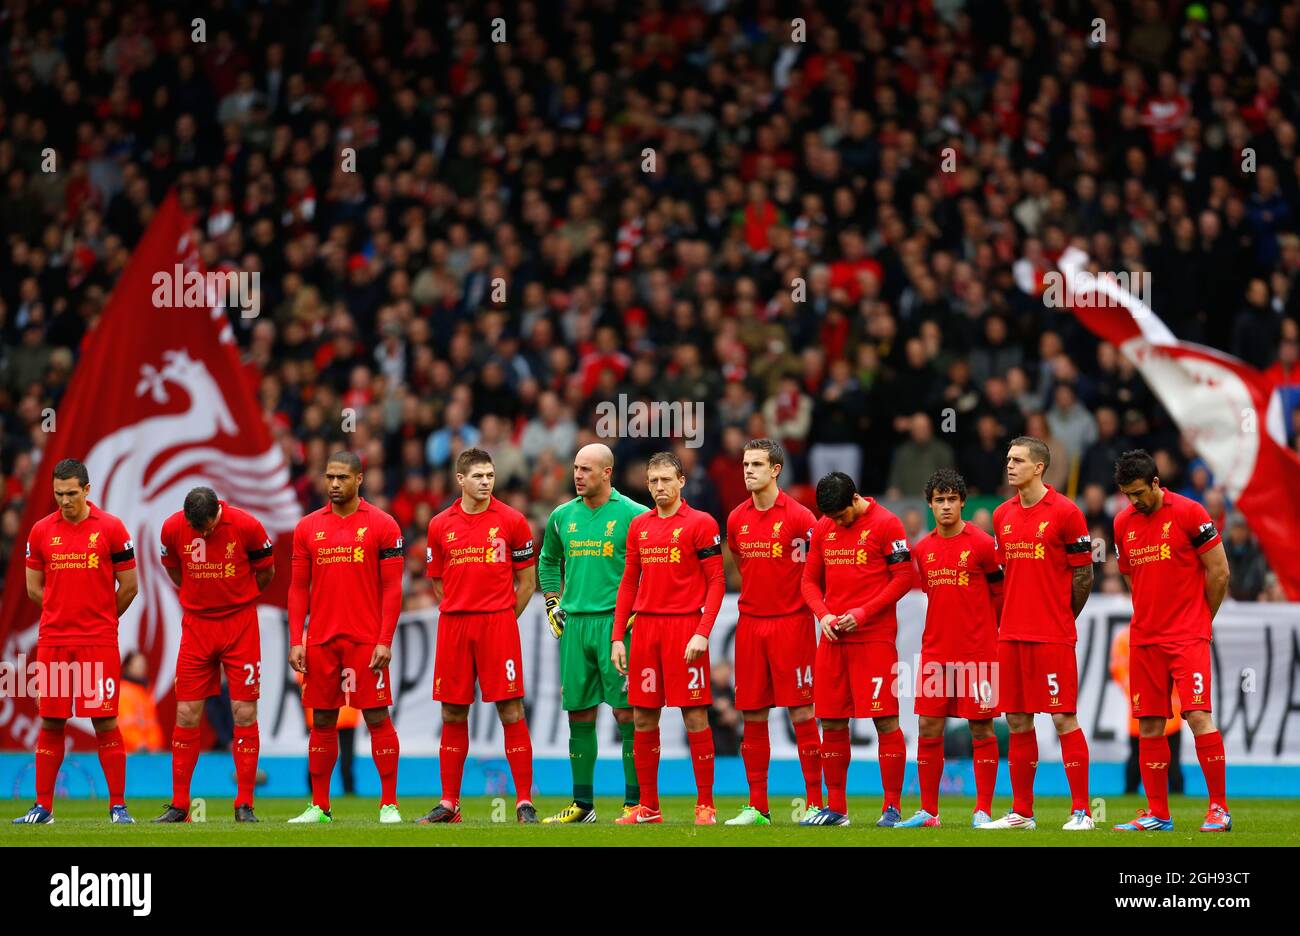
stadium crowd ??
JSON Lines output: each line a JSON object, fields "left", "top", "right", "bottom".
{"left": 1, "top": 0, "right": 1298, "bottom": 605}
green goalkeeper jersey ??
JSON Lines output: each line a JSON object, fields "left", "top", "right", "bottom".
{"left": 538, "top": 488, "right": 649, "bottom": 613}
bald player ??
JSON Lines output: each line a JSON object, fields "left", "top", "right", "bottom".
{"left": 538, "top": 444, "right": 649, "bottom": 823}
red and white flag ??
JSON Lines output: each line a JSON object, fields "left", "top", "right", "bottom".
{"left": 1058, "top": 246, "right": 1300, "bottom": 599}
{"left": 0, "top": 191, "right": 300, "bottom": 749}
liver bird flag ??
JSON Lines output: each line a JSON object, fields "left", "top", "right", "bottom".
{"left": 0, "top": 191, "right": 300, "bottom": 749}
{"left": 1057, "top": 245, "right": 1300, "bottom": 599}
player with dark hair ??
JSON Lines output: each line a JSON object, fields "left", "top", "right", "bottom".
{"left": 14, "top": 459, "right": 139, "bottom": 825}
{"left": 900, "top": 469, "right": 1003, "bottom": 828}
{"left": 1110, "top": 450, "right": 1233, "bottom": 832}
{"left": 153, "top": 486, "right": 275, "bottom": 823}
{"left": 612, "top": 451, "right": 726, "bottom": 825}
{"left": 724, "top": 438, "right": 822, "bottom": 825}
{"left": 980, "top": 437, "right": 1095, "bottom": 831}
{"left": 287, "top": 453, "right": 404, "bottom": 824}
{"left": 799, "top": 471, "right": 915, "bottom": 827}
{"left": 420, "top": 447, "right": 539, "bottom": 824}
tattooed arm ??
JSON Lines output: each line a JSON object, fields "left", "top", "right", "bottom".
{"left": 1071, "top": 563, "right": 1094, "bottom": 618}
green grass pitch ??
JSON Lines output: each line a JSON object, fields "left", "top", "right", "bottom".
{"left": 2, "top": 795, "right": 1296, "bottom": 846}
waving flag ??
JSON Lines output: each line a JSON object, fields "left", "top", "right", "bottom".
{"left": 1058, "top": 246, "right": 1300, "bottom": 599}
{"left": 0, "top": 191, "right": 300, "bottom": 749}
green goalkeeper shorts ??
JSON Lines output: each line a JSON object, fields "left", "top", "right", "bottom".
{"left": 559, "top": 612, "right": 630, "bottom": 711}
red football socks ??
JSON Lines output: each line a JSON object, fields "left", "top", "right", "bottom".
{"left": 308, "top": 725, "right": 338, "bottom": 811}
{"left": 35, "top": 726, "right": 66, "bottom": 809}
{"left": 1139, "top": 735, "right": 1171, "bottom": 819}
{"left": 170, "top": 724, "right": 202, "bottom": 811}
{"left": 687, "top": 727, "right": 715, "bottom": 809}
{"left": 96, "top": 727, "right": 126, "bottom": 805}
{"left": 971, "top": 736, "right": 999, "bottom": 815}
{"left": 232, "top": 723, "right": 260, "bottom": 809}
{"left": 368, "top": 717, "right": 399, "bottom": 806}
{"left": 917, "top": 735, "right": 944, "bottom": 816}
{"left": 503, "top": 719, "right": 534, "bottom": 806}
{"left": 1059, "top": 727, "right": 1090, "bottom": 813}
{"left": 633, "top": 728, "right": 661, "bottom": 811}
{"left": 1008, "top": 730, "right": 1038, "bottom": 817}
{"left": 1195, "top": 730, "right": 1228, "bottom": 809}
{"left": 793, "top": 717, "right": 822, "bottom": 808}
{"left": 439, "top": 720, "right": 469, "bottom": 808}
{"left": 877, "top": 727, "right": 906, "bottom": 809}
{"left": 821, "top": 727, "right": 851, "bottom": 814}
{"left": 740, "top": 720, "right": 770, "bottom": 814}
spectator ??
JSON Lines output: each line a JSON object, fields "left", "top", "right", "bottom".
{"left": 1046, "top": 383, "right": 1098, "bottom": 466}
{"left": 1225, "top": 518, "right": 1268, "bottom": 601}
{"left": 887, "top": 413, "right": 955, "bottom": 499}
{"left": 808, "top": 357, "right": 866, "bottom": 488}
{"left": 708, "top": 660, "right": 741, "bottom": 757}
{"left": 118, "top": 652, "right": 163, "bottom": 753}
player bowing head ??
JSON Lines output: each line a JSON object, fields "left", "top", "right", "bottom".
{"left": 1110, "top": 449, "right": 1232, "bottom": 833}
{"left": 155, "top": 485, "right": 275, "bottom": 824}
{"left": 1114, "top": 449, "right": 1163, "bottom": 514}
{"left": 815, "top": 470, "right": 867, "bottom": 527}
{"left": 51, "top": 458, "right": 91, "bottom": 521}
{"left": 800, "top": 471, "right": 913, "bottom": 827}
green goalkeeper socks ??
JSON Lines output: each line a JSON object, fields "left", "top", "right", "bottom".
{"left": 619, "top": 719, "right": 639, "bottom": 806}
{"left": 569, "top": 719, "right": 597, "bottom": 808}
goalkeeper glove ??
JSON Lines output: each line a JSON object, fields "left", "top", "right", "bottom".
{"left": 545, "top": 594, "right": 566, "bottom": 639}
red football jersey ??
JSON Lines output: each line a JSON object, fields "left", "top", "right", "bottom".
{"left": 290, "top": 499, "right": 404, "bottom": 645}
{"left": 915, "top": 522, "right": 1002, "bottom": 661}
{"left": 160, "top": 501, "right": 273, "bottom": 618}
{"left": 1114, "top": 488, "right": 1222, "bottom": 645}
{"left": 800, "top": 498, "right": 913, "bottom": 644}
{"left": 992, "top": 485, "right": 1093, "bottom": 644}
{"left": 425, "top": 496, "right": 536, "bottom": 613}
{"left": 613, "top": 499, "right": 724, "bottom": 639}
{"left": 26, "top": 504, "right": 136, "bottom": 647}
{"left": 727, "top": 490, "right": 817, "bottom": 617}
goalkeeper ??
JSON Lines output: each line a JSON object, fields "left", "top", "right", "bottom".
{"left": 538, "top": 443, "right": 648, "bottom": 823}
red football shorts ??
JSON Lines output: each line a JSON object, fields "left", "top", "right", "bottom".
{"left": 733, "top": 611, "right": 816, "bottom": 711}
{"left": 997, "top": 639, "right": 1078, "bottom": 713}
{"left": 35, "top": 643, "right": 121, "bottom": 719}
{"left": 814, "top": 639, "right": 899, "bottom": 719}
{"left": 175, "top": 605, "right": 262, "bottom": 702}
{"left": 433, "top": 609, "right": 525, "bottom": 704}
{"left": 627, "top": 612, "right": 711, "bottom": 709}
{"left": 912, "top": 655, "right": 1001, "bottom": 719}
{"left": 1131, "top": 638, "right": 1213, "bottom": 718}
{"left": 303, "top": 637, "right": 392, "bottom": 710}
